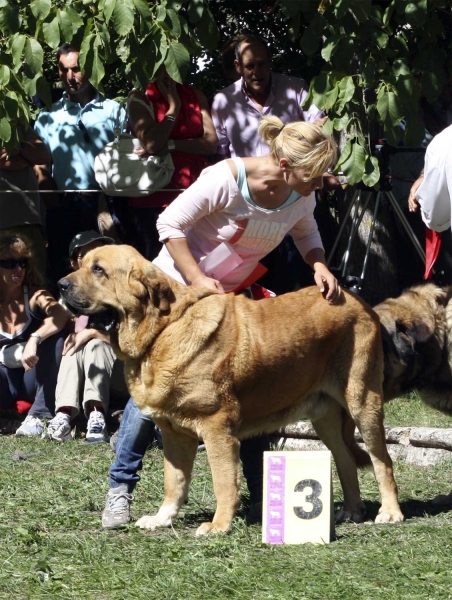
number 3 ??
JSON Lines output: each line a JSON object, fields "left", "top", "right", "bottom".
{"left": 293, "top": 479, "right": 323, "bottom": 519}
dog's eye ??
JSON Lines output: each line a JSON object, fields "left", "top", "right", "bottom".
{"left": 92, "top": 264, "right": 105, "bottom": 275}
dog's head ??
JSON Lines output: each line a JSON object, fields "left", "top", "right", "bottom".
{"left": 375, "top": 283, "right": 452, "bottom": 399}
{"left": 58, "top": 244, "right": 212, "bottom": 359}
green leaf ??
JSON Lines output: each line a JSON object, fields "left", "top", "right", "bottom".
{"left": 187, "top": 0, "right": 204, "bottom": 23}
{"left": 0, "top": 64, "right": 11, "bottom": 86}
{"left": 322, "top": 118, "right": 334, "bottom": 137}
{"left": 164, "top": 41, "right": 190, "bottom": 82}
{"left": 332, "top": 0, "right": 350, "bottom": 19}
{"left": 58, "top": 10, "right": 73, "bottom": 42}
{"left": 195, "top": 6, "right": 218, "bottom": 51}
{"left": 65, "top": 5, "right": 84, "bottom": 28}
{"left": 5, "top": 92, "right": 19, "bottom": 118}
{"left": 22, "top": 73, "right": 39, "bottom": 97}
{"left": 90, "top": 45, "right": 106, "bottom": 91}
{"left": 102, "top": 0, "right": 117, "bottom": 24}
{"left": 335, "top": 138, "right": 353, "bottom": 170}
{"left": 331, "top": 38, "right": 355, "bottom": 72}
{"left": 392, "top": 59, "right": 410, "bottom": 77}
{"left": 156, "top": 5, "right": 166, "bottom": 22}
{"left": 421, "top": 69, "right": 444, "bottom": 104}
{"left": 335, "top": 76, "right": 355, "bottom": 113}
{"left": 165, "top": 9, "right": 181, "bottom": 37}
{"left": 340, "top": 140, "right": 367, "bottom": 185}
{"left": 0, "top": 117, "right": 12, "bottom": 142}
{"left": 323, "top": 85, "right": 339, "bottom": 111}
{"left": 362, "top": 58, "right": 375, "bottom": 87}
{"left": 350, "top": 0, "right": 372, "bottom": 23}
{"left": 333, "top": 113, "right": 350, "bottom": 131}
{"left": 405, "top": 0, "right": 427, "bottom": 27}
{"left": 321, "top": 34, "right": 342, "bottom": 62}
{"left": 10, "top": 34, "right": 26, "bottom": 70}
{"left": 396, "top": 74, "right": 419, "bottom": 111}
{"left": 300, "top": 26, "right": 320, "bottom": 56}
{"left": 372, "top": 29, "right": 389, "bottom": 49}
{"left": 23, "top": 38, "right": 44, "bottom": 76}
{"left": 303, "top": 73, "right": 332, "bottom": 111}
{"left": 112, "top": 0, "right": 135, "bottom": 36}
{"left": 0, "top": 2, "right": 20, "bottom": 34}
{"left": 384, "top": 123, "right": 402, "bottom": 147}
{"left": 42, "top": 16, "right": 60, "bottom": 49}
{"left": 362, "top": 156, "right": 380, "bottom": 188}
{"left": 30, "top": 0, "right": 51, "bottom": 21}
{"left": 132, "top": 0, "right": 152, "bottom": 20}
{"left": 35, "top": 75, "right": 52, "bottom": 109}
{"left": 404, "top": 113, "right": 426, "bottom": 148}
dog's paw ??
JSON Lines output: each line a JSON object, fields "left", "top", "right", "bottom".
{"left": 135, "top": 515, "right": 171, "bottom": 530}
{"left": 431, "top": 491, "right": 452, "bottom": 506}
{"left": 195, "top": 521, "right": 229, "bottom": 536}
{"left": 335, "top": 509, "right": 365, "bottom": 524}
{"left": 375, "top": 508, "right": 404, "bottom": 523}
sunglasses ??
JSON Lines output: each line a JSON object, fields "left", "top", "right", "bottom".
{"left": 77, "top": 120, "right": 91, "bottom": 144}
{"left": 0, "top": 258, "right": 28, "bottom": 269}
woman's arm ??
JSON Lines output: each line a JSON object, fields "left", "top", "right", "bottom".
{"left": 128, "top": 82, "right": 181, "bottom": 155}
{"left": 22, "top": 290, "right": 70, "bottom": 371}
{"left": 165, "top": 238, "right": 224, "bottom": 293}
{"left": 0, "top": 129, "right": 51, "bottom": 171}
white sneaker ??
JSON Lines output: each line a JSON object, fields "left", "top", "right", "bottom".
{"left": 15, "top": 415, "right": 44, "bottom": 437}
{"left": 102, "top": 485, "right": 133, "bottom": 529}
{"left": 86, "top": 408, "right": 108, "bottom": 443}
{"left": 47, "top": 412, "right": 72, "bottom": 442}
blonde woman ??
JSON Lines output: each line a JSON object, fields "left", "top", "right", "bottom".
{"left": 102, "top": 116, "right": 340, "bottom": 529}
{"left": 154, "top": 115, "right": 340, "bottom": 301}
{"left": 0, "top": 231, "right": 69, "bottom": 436}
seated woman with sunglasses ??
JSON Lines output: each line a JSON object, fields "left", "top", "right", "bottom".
{"left": 0, "top": 231, "right": 69, "bottom": 436}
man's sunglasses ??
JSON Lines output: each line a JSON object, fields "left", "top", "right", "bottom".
{"left": 77, "top": 120, "right": 91, "bottom": 144}
{"left": 0, "top": 258, "right": 28, "bottom": 269}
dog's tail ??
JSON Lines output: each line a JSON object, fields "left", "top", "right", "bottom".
{"left": 342, "top": 411, "right": 372, "bottom": 468}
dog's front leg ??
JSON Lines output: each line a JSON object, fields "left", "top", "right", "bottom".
{"left": 135, "top": 423, "right": 198, "bottom": 531}
{"left": 195, "top": 422, "right": 241, "bottom": 536}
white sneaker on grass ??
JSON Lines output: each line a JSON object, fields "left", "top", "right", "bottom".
{"left": 102, "top": 485, "right": 133, "bottom": 529}
{"left": 85, "top": 408, "right": 108, "bottom": 444}
{"left": 47, "top": 412, "right": 72, "bottom": 442}
{"left": 15, "top": 415, "right": 44, "bottom": 437}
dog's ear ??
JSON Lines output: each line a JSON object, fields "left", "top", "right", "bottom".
{"left": 128, "top": 265, "right": 174, "bottom": 312}
{"left": 396, "top": 318, "right": 431, "bottom": 344}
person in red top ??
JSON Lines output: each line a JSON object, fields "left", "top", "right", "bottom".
{"left": 111, "top": 68, "right": 218, "bottom": 261}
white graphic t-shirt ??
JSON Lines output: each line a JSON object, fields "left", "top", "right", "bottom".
{"left": 154, "top": 160, "right": 323, "bottom": 292}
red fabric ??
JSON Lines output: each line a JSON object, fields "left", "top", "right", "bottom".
{"left": 424, "top": 228, "right": 442, "bottom": 280}
{"left": 15, "top": 400, "right": 33, "bottom": 415}
{"left": 232, "top": 263, "right": 269, "bottom": 293}
{"left": 129, "top": 83, "right": 208, "bottom": 208}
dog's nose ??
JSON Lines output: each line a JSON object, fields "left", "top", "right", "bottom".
{"left": 58, "top": 278, "right": 71, "bottom": 293}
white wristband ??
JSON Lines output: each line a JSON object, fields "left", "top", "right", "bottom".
{"left": 30, "top": 332, "right": 41, "bottom": 344}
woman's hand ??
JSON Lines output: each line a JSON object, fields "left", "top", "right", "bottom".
{"left": 157, "top": 78, "right": 181, "bottom": 115}
{"left": 313, "top": 265, "right": 342, "bottom": 304}
{"left": 21, "top": 336, "right": 39, "bottom": 371}
{"left": 190, "top": 274, "right": 225, "bottom": 294}
{"left": 133, "top": 145, "right": 149, "bottom": 158}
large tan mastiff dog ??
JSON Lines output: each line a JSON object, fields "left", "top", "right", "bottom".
{"left": 58, "top": 245, "right": 403, "bottom": 535}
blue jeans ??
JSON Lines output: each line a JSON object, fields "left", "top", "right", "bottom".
{"left": 110, "top": 398, "right": 156, "bottom": 492}
{"left": 109, "top": 397, "right": 269, "bottom": 502}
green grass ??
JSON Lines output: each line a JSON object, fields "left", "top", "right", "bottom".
{"left": 1, "top": 434, "right": 451, "bottom": 600}
{"left": 384, "top": 393, "right": 452, "bottom": 428}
